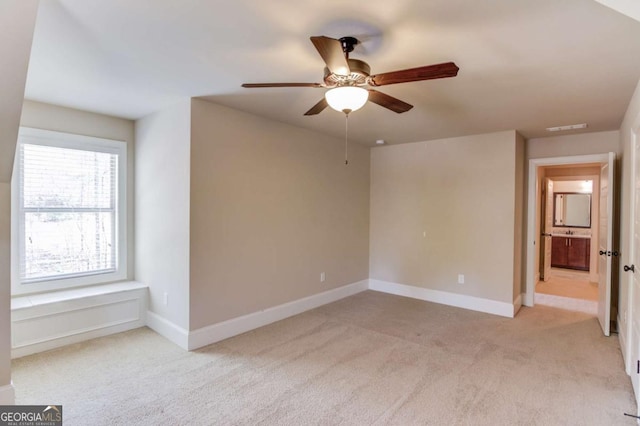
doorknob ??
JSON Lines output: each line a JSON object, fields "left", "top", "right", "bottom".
{"left": 624, "top": 265, "right": 636, "bottom": 272}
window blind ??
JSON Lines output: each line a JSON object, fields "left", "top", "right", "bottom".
{"left": 19, "top": 143, "right": 118, "bottom": 282}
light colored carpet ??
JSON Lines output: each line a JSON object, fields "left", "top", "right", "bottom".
{"left": 12, "top": 291, "right": 636, "bottom": 425}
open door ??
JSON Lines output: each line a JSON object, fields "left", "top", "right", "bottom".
{"left": 628, "top": 126, "right": 640, "bottom": 405}
{"left": 541, "top": 178, "right": 554, "bottom": 281}
{"left": 597, "top": 153, "right": 615, "bottom": 336}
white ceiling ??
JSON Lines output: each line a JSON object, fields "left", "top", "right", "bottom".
{"left": 24, "top": 0, "right": 640, "bottom": 145}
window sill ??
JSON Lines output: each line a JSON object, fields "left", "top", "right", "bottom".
{"left": 11, "top": 281, "right": 147, "bottom": 311}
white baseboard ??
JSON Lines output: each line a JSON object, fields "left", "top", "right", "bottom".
{"left": 11, "top": 283, "right": 147, "bottom": 358}
{"left": 524, "top": 290, "right": 534, "bottom": 307}
{"left": 369, "top": 279, "right": 517, "bottom": 318}
{"left": 188, "top": 279, "right": 369, "bottom": 350}
{"left": 146, "top": 310, "right": 189, "bottom": 350}
{"left": 0, "top": 383, "right": 14, "bottom": 405}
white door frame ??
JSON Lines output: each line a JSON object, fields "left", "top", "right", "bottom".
{"left": 525, "top": 153, "right": 612, "bottom": 307}
{"left": 541, "top": 178, "right": 553, "bottom": 282}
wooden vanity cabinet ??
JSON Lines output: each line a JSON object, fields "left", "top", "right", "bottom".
{"left": 551, "top": 236, "right": 590, "bottom": 271}
{"left": 551, "top": 237, "right": 568, "bottom": 267}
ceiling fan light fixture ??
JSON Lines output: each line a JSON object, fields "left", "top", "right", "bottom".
{"left": 325, "top": 86, "right": 369, "bottom": 113}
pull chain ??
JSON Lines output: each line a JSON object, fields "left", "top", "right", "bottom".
{"left": 343, "top": 109, "right": 351, "bottom": 165}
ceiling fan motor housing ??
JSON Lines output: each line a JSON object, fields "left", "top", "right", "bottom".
{"left": 324, "top": 59, "right": 371, "bottom": 87}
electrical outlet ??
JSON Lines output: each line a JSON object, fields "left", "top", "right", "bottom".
{"left": 458, "top": 274, "right": 465, "bottom": 284}
{"left": 320, "top": 272, "right": 326, "bottom": 282}
{"left": 163, "top": 292, "right": 168, "bottom": 306}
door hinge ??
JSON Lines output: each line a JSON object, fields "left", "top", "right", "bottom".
{"left": 637, "top": 360, "right": 639, "bottom": 374}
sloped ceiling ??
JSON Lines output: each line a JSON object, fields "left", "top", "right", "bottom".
{"left": 0, "top": 1, "right": 38, "bottom": 182}
{"left": 594, "top": 0, "right": 640, "bottom": 23}
{"left": 24, "top": 0, "right": 640, "bottom": 145}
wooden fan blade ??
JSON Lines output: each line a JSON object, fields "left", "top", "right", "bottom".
{"left": 242, "top": 83, "right": 323, "bottom": 88}
{"left": 304, "top": 98, "right": 329, "bottom": 116}
{"left": 368, "top": 89, "right": 413, "bottom": 113}
{"left": 310, "top": 36, "right": 350, "bottom": 77}
{"left": 370, "top": 62, "right": 459, "bottom": 86}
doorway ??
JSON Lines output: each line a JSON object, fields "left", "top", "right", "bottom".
{"left": 536, "top": 173, "right": 599, "bottom": 314}
{"left": 525, "top": 153, "right": 616, "bottom": 336}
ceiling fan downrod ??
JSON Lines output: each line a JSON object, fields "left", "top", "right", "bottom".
{"left": 339, "top": 36, "right": 358, "bottom": 59}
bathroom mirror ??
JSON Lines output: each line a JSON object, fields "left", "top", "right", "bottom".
{"left": 553, "top": 192, "right": 591, "bottom": 228}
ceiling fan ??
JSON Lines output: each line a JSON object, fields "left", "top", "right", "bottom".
{"left": 242, "top": 36, "right": 459, "bottom": 116}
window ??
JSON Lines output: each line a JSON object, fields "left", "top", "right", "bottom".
{"left": 13, "top": 128, "right": 127, "bottom": 294}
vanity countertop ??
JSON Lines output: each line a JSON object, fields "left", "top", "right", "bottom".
{"left": 551, "top": 233, "right": 591, "bottom": 238}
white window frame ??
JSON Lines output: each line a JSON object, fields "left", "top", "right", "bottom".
{"left": 11, "top": 127, "right": 127, "bottom": 295}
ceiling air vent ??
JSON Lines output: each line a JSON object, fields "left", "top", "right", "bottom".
{"left": 546, "top": 123, "right": 588, "bottom": 132}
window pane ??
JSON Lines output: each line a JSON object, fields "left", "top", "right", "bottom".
{"left": 22, "top": 211, "right": 115, "bottom": 281}
{"left": 22, "top": 144, "right": 115, "bottom": 209}
{"left": 16, "top": 130, "right": 126, "bottom": 292}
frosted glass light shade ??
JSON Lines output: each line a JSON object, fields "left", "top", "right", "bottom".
{"left": 325, "top": 86, "right": 369, "bottom": 113}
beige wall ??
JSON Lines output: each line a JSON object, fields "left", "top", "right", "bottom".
{"left": 20, "top": 100, "right": 136, "bottom": 280}
{"left": 135, "top": 100, "right": 191, "bottom": 329}
{"left": 189, "top": 99, "right": 370, "bottom": 329}
{"left": 370, "top": 130, "right": 519, "bottom": 304}
{"left": 527, "top": 130, "right": 620, "bottom": 159}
